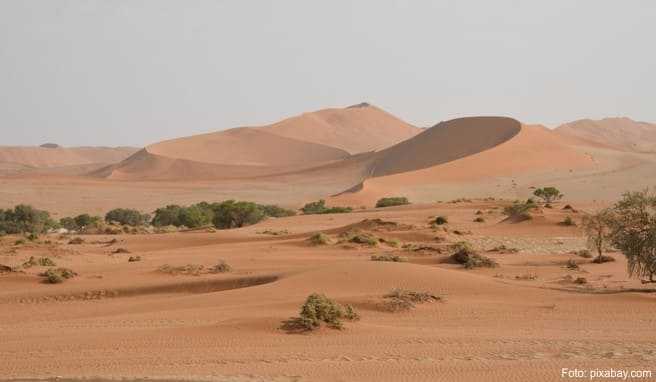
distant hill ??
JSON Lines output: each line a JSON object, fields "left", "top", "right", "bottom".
{"left": 555, "top": 117, "right": 656, "bottom": 153}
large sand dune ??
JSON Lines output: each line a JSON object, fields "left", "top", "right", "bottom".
{"left": 556, "top": 117, "right": 656, "bottom": 153}
{"left": 259, "top": 102, "right": 421, "bottom": 154}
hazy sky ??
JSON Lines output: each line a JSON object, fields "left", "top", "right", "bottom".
{"left": 1, "top": 1, "right": 655, "bottom": 147}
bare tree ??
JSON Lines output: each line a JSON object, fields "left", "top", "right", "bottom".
{"left": 582, "top": 208, "right": 614, "bottom": 262}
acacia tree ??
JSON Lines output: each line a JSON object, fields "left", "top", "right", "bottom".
{"left": 582, "top": 209, "right": 614, "bottom": 262}
{"left": 607, "top": 190, "right": 656, "bottom": 283}
{"left": 533, "top": 187, "right": 563, "bottom": 207}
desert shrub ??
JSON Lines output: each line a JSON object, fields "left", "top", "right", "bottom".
{"left": 258, "top": 229, "right": 290, "bottom": 236}
{"left": 14, "top": 239, "right": 25, "bottom": 245}
{"left": 301, "top": 199, "right": 352, "bottom": 215}
{"left": 514, "top": 273, "right": 538, "bottom": 280}
{"left": 113, "top": 248, "right": 130, "bottom": 254}
{"left": 344, "top": 231, "right": 379, "bottom": 246}
{"left": 503, "top": 201, "right": 534, "bottom": 221}
{"left": 533, "top": 187, "right": 563, "bottom": 206}
{"left": 295, "top": 293, "right": 359, "bottom": 331}
{"left": 488, "top": 245, "right": 519, "bottom": 254}
{"left": 370, "top": 254, "right": 407, "bottom": 262}
{"left": 565, "top": 259, "right": 579, "bottom": 270}
{"left": 211, "top": 200, "right": 265, "bottom": 229}
{"left": 157, "top": 264, "right": 205, "bottom": 276}
{"left": 23, "top": 256, "right": 56, "bottom": 268}
{"left": 450, "top": 242, "right": 497, "bottom": 269}
{"left": 473, "top": 217, "right": 485, "bottom": 223}
{"left": 41, "top": 267, "right": 77, "bottom": 284}
{"left": 105, "top": 208, "right": 150, "bottom": 226}
{"left": 308, "top": 232, "right": 331, "bottom": 245}
{"left": 433, "top": 216, "right": 448, "bottom": 225}
{"left": 375, "top": 197, "right": 410, "bottom": 208}
{"left": 591, "top": 255, "right": 615, "bottom": 264}
{"left": 128, "top": 256, "right": 141, "bottom": 262}
{"left": 209, "top": 260, "right": 232, "bottom": 273}
{"left": 59, "top": 217, "right": 77, "bottom": 231}
{"left": 259, "top": 204, "right": 296, "bottom": 218}
{"left": 574, "top": 277, "right": 588, "bottom": 284}
{"left": 559, "top": 216, "right": 576, "bottom": 226}
{"left": 151, "top": 205, "right": 184, "bottom": 227}
{"left": 381, "top": 288, "right": 441, "bottom": 312}
{"left": 0, "top": 204, "right": 57, "bottom": 234}
{"left": 475, "top": 210, "right": 484, "bottom": 215}
{"left": 68, "top": 237, "right": 84, "bottom": 245}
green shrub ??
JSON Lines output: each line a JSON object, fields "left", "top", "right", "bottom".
{"left": 343, "top": 231, "right": 379, "bottom": 246}
{"left": 503, "top": 201, "right": 534, "bottom": 221}
{"left": 211, "top": 200, "right": 265, "bottom": 229}
{"left": 370, "top": 254, "right": 407, "bottom": 262}
{"left": 375, "top": 197, "right": 410, "bottom": 208}
{"left": 434, "top": 216, "right": 448, "bottom": 225}
{"left": 301, "top": 199, "right": 352, "bottom": 215}
{"left": 534, "top": 187, "right": 563, "bottom": 206}
{"left": 259, "top": 204, "right": 296, "bottom": 218}
{"left": 105, "top": 208, "right": 150, "bottom": 226}
{"left": 296, "top": 293, "right": 359, "bottom": 330}
{"left": 0, "top": 204, "right": 57, "bottom": 234}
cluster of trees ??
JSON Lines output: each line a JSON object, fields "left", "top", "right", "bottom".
{"left": 300, "top": 200, "right": 352, "bottom": 215}
{"left": 0, "top": 205, "right": 57, "bottom": 234}
{"left": 151, "top": 200, "right": 296, "bottom": 229}
{"left": 375, "top": 197, "right": 410, "bottom": 208}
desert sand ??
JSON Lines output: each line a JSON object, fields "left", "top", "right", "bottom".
{"left": 1, "top": 105, "right": 656, "bottom": 381}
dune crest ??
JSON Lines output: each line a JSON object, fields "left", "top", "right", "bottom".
{"left": 556, "top": 117, "right": 656, "bottom": 153}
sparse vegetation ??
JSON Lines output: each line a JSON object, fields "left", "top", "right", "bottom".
{"left": 343, "top": 231, "right": 379, "bottom": 246}
{"left": 308, "top": 232, "right": 331, "bottom": 245}
{"left": 503, "top": 200, "right": 535, "bottom": 221}
{"left": 565, "top": 259, "right": 579, "bottom": 270}
{"left": 473, "top": 217, "right": 485, "bottom": 223}
{"left": 209, "top": 260, "right": 232, "bottom": 273}
{"left": 128, "top": 256, "right": 142, "bottom": 262}
{"left": 488, "top": 245, "right": 519, "bottom": 254}
{"left": 375, "top": 197, "right": 410, "bottom": 208}
{"left": 574, "top": 277, "right": 588, "bottom": 284}
{"left": 113, "top": 248, "right": 130, "bottom": 254}
{"left": 533, "top": 187, "right": 563, "bottom": 207}
{"left": 22, "top": 256, "right": 56, "bottom": 268}
{"left": 68, "top": 237, "right": 85, "bottom": 245}
{"left": 41, "top": 267, "right": 77, "bottom": 284}
{"left": 449, "top": 241, "right": 497, "bottom": 269}
{"left": 301, "top": 199, "right": 352, "bottom": 215}
{"left": 575, "top": 249, "right": 593, "bottom": 258}
{"left": 381, "top": 288, "right": 441, "bottom": 312}
{"left": 257, "top": 229, "right": 290, "bottom": 236}
{"left": 157, "top": 264, "right": 205, "bottom": 276}
{"left": 370, "top": 254, "right": 407, "bottom": 262}
{"left": 433, "top": 216, "right": 448, "bottom": 225}
{"left": 282, "top": 293, "right": 359, "bottom": 331}
{"left": 560, "top": 216, "right": 576, "bottom": 226}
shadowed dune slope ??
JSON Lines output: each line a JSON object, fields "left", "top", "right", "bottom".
{"left": 368, "top": 116, "right": 521, "bottom": 177}
{"left": 0, "top": 146, "right": 138, "bottom": 169}
{"left": 259, "top": 103, "right": 421, "bottom": 154}
{"left": 555, "top": 117, "right": 656, "bottom": 153}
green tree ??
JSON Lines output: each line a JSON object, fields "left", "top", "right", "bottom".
{"left": 211, "top": 200, "right": 265, "bottom": 229}
{"left": 105, "top": 208, "right": 149, "bottom": 226}
{"left": 607, "top": 189, "right": 656, "bottom": 283}
{"left": 582, "top": 209, "right": 614, "bottom": 262}
{"left": 533, "top": 187, "right": 563, "bottom": 206}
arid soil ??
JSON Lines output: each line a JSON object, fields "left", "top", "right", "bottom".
{"left": 1, "top": 201, "right": 654, "bottom": 381}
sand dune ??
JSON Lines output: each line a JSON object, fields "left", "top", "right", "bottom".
{"left": 0, "top": 146, "right": 138, "bottom": 169}
{"left": 260, "top": 103, "right": 421, "bottom": 154}
{"left": 556, "top": 117, "right": 656, "bottom": 153}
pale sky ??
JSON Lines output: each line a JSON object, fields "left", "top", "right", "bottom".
{"left": 1, "top": 0, "right": 654, "bottom": 147}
